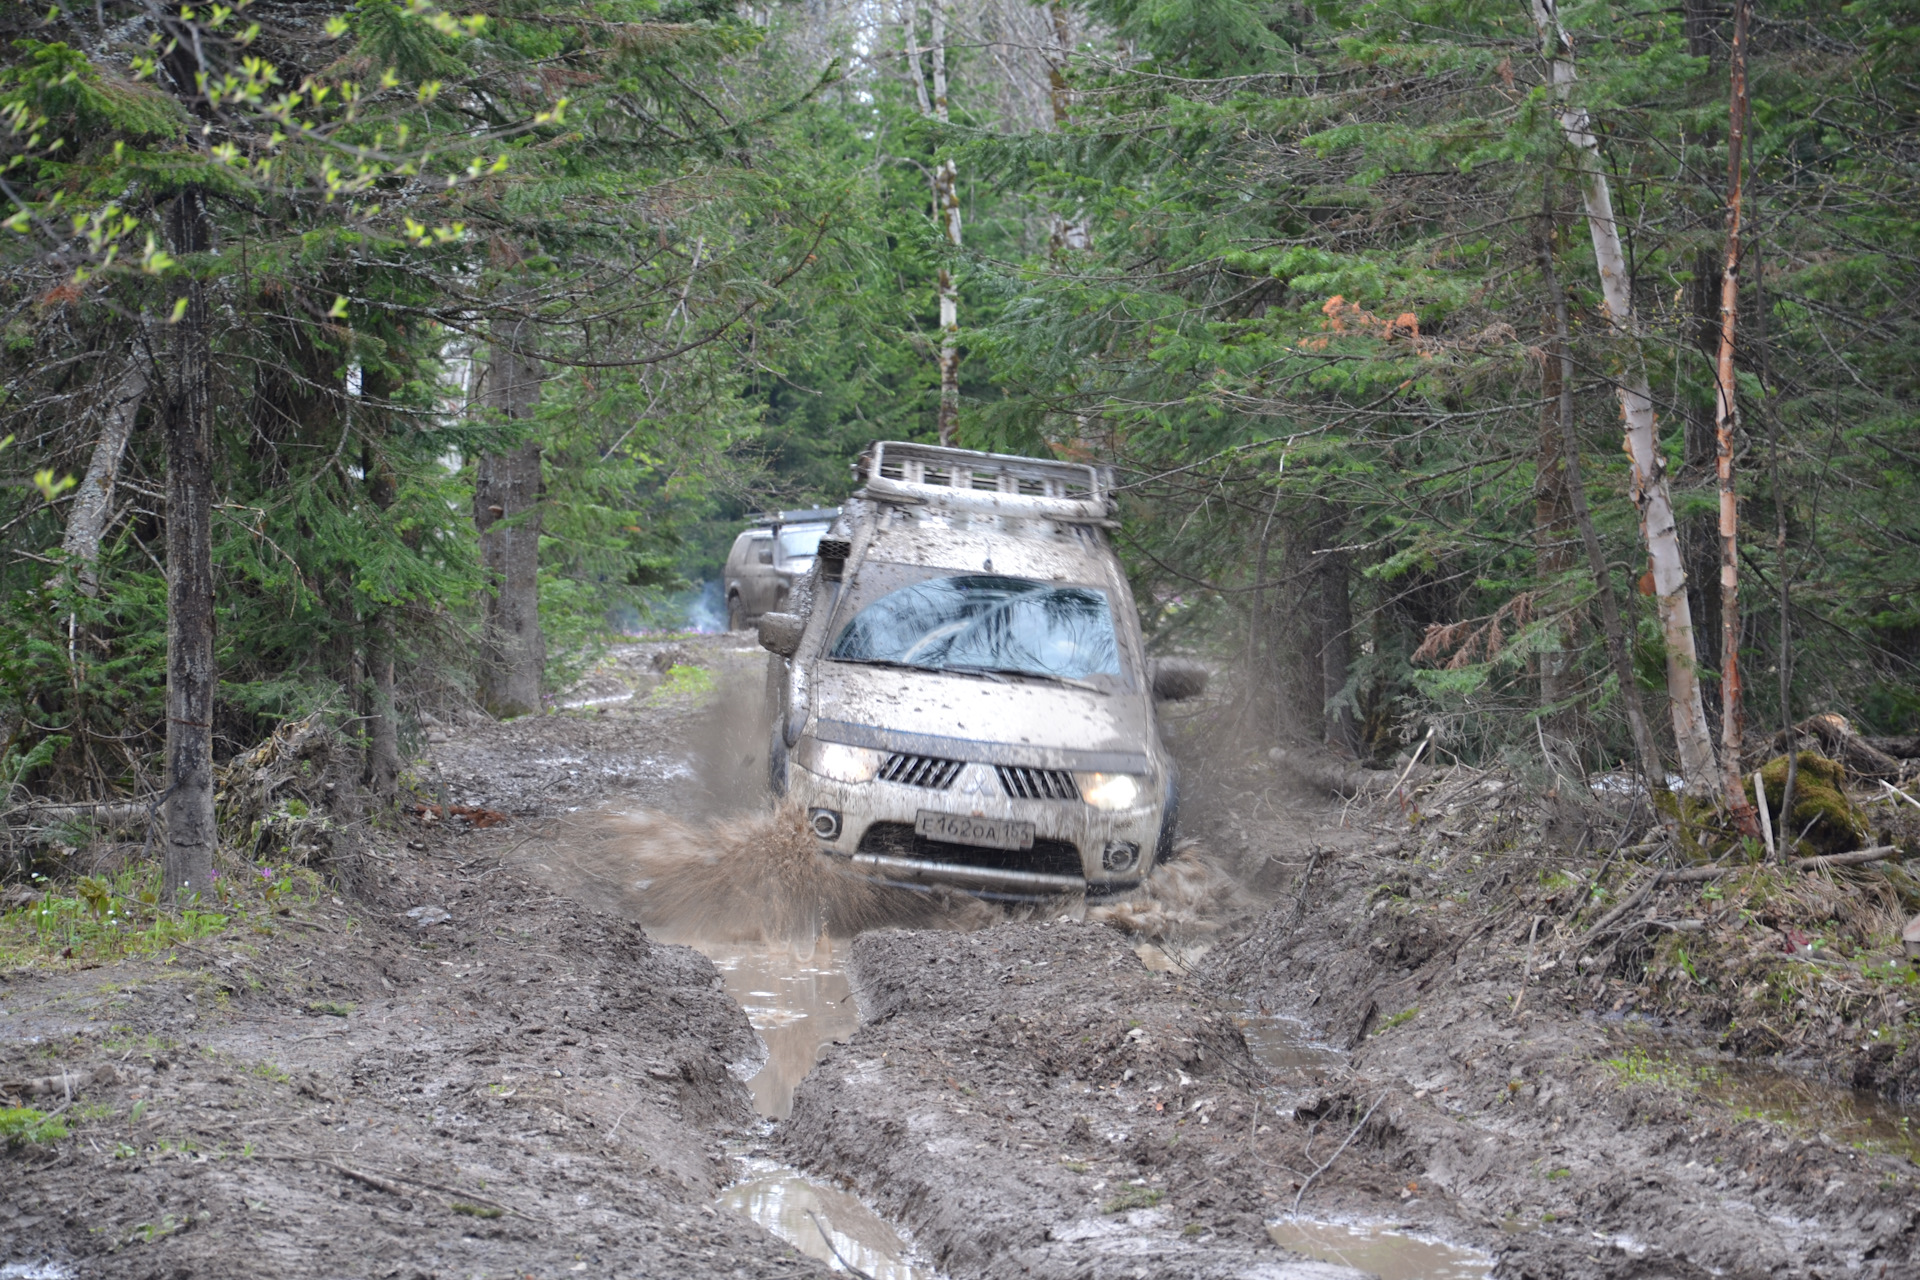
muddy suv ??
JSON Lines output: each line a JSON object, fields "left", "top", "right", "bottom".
{"left": 723, "top": 508, "right": 839, "bottom": 630}
{"left": 756, "top": 442, "right": 1205, "bottom": 898}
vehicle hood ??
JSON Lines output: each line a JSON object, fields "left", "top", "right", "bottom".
{"left": 807, "top": 661, "right": 1150, "bottom": 757}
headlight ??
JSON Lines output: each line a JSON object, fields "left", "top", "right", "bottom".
{"left": 795, "top": 739, "right": 882, "bottom": 783}
{"left": 1075, "top": 771, "right": 1145, "bottom": 810}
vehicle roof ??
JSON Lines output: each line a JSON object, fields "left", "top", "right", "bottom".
{"left": 842, "top": 500, "right": 1122, "bottom": 586}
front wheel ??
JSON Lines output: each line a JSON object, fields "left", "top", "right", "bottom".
{"left": 767, "top": 724, "right": 789, "bottom": 798}
{"left": 727, "top": 593, "right": 745, "bottom": 632}
{"left": 1154, "top": 770, "right": 1182, "bottom": 865}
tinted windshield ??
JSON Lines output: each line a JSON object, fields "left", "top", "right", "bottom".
{"left": 829, "top": 575, "right": 1120, "bottom": 681}
{"left": 779, "top": 525, "right": 827, "bottom": 561}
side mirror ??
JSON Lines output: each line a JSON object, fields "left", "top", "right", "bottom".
{"left": 1150, "top": 657, "right": 1208, "bottom": 701}
{"left": 758, "top": 612, "right": 805, "bottom": 658}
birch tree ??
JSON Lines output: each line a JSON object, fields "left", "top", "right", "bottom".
{"left": 1530, "top": 0, "right": 1723, "bottom": 797}
{"left": 906, "top": 0, "right": 963, "bottom": 444}
{"left": 60, "top": 341, "right": 149, "bottom": 600}
{"left": 1712, "top": 0, "right": 1755, "bottom": 820}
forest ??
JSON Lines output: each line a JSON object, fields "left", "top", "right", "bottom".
{"left": 0, "top": 0, "right": 1915, "bottom": 894}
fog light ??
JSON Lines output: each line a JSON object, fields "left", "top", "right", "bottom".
{"left": 1101, "top": 840, "right": 1140, "bottom": 873}
{"left": 808, "top": 808, "right": 842, "bottom": 841}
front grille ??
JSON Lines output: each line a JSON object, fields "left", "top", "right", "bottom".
{"left": 858, "top": 823, "right": 1083, "bottom": 878}
{"left": 996, "top": 765, "right": 1079, "bottom": 801}
{"left": 877, "top": 753, "right": 963, "bottom": 790}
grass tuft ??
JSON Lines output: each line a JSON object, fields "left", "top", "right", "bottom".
{"left": 0, "top": 1106, "right": 69, "bottom": 1145}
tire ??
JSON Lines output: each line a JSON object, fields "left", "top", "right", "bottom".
{"left": 727, "top": 593, "right": 745, "bottom": 632}
{"left": 767, "top": 723, "right": 789, "bottom": 797}
{"left": 1154, "top": 768, "right": 1182, "bottom": 865}
{"left": 764, "top": 653, "right": 789, "bottom": 798}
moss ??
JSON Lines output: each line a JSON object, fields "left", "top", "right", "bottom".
{"left": 1752, "top": 753, "right": 1869, "bottom": 856}
{"left": 1654, "top": 789, "right": 1728, "bottom": 862}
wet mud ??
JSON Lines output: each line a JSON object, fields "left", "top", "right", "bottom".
{"left": 6, "top": 632, "right": 1919, "bottom": 1279}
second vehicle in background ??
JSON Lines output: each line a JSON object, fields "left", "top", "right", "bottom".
{"left": 724, "top": 508, "right": 839, "bottom": 630}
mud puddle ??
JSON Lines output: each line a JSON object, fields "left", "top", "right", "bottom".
{"left": 666, "top": 931, "right": 943, "bottom": 1276}
{"left": 720, "top": 1156, "right": 939, "bottom": 1279}
{"left": 1266, "top": 1220, "right": 1490, "bottom": 1279}
{"left": 683, "top": 934, "right": 858, "bottom": 1120}
{"left": 1702, "top": 1058, "right": 1920, "bottom": 1161}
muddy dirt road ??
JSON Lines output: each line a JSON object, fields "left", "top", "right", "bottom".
{"left": 5, "top": 635, "right": 1918, "bottom": 1279}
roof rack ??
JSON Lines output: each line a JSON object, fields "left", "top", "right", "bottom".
{"left": 854, "top": 442, "right": 1112, "bottom": 525}
{"left": 746, "top": 506, "right": 841, "bottom": 528}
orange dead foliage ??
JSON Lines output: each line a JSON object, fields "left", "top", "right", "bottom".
{"left": 413, "top": 803, "right": 511, "bottom": 828}
{"left": 1412, "top": 592, "right": 1538, "bottom": 669}
{"left": 1299, "top": 295, "right": 1432, "bottom": 355}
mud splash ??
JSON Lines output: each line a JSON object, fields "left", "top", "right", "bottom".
{"left": 594, "top": 806, "right": 998, "bottom": 944}
{"left": 1266, "top": 1220, "right": 1490, "bottom": 1279}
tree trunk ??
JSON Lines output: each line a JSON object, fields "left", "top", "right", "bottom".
{"left": 1714, "top": 0, "right": 1754, "bottom": 826}
{"left": 1542, "top": 223, "right": 1669, "bottom": 794}
{"left": 1682, "top": 245, "right": 1721, "bottom": 703}
{"left": 1316, "top": 508, "right": 1361, "bottom": 757}
{"left": 475, "top": 317, "right": 544, "bottom": 719}
{"left": 929, "top": 0, "right": 962, "bottom": 445}
{"left": 1043, "top": 0, "right": 1089, "bottom": 254}
{"left": 62, "top": 342, "right": 148, "bottom": 597}
{"left": 907, "top": 0, "right": 963, "bottom": 444}
{"left": 1531, "top": 0, "right": 1723, "bottom": 799}
{"left": 164, "top": 187, "right": 217, "bottom": 902}
{"left": 1535, "top": 215, "right": 1577, "bottom": 717}
{"left": 361, "top": 369, "right": 400, "bottom": 803}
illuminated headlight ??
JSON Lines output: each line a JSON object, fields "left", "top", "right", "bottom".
{"left": 1075, "top": 771, "right": 1146, "bottom": 810}
{"left": 795, "top": 739, "right": 882, "bottom": 783}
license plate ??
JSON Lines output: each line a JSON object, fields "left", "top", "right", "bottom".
{"left": 915, "top": 810, "right": 1035, "bottom": 851}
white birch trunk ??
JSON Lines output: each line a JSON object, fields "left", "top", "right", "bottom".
{"left": 907, "top": 0, "right": 963, "bottom": 444}
{"left": 61, "top": 344, "right": 148, "bottom": 597}
{"left": 929, "top": 0, "right": 962, "bottom": 444}
{"left": 1531, "top": 0, "right": 1723, "bottom": 797}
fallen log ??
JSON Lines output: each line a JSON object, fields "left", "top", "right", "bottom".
{"left": 0, "top": 1064, "right": 118, "bottom": 1101}
{"left": 1767, "top": 713, "right": 1907, "bottom": 780}
{"left": 1664, "top": 845, "right": 1899, "bottom": 884}
{"left": 6, "top": 802, "right": 153, "bottom": 834}
{"left": 1269, "top": 747, "right": 1421, "bottom": 799}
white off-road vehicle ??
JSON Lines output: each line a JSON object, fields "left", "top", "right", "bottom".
{"left": 757, "top": 442, "right": 1205, "bottom": 898}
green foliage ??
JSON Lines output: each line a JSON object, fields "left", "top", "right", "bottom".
{"left": 0, "top": 1106, "right": 68, "bottom": 1146}
{"left": 1103, "top": 1185, "right": 1165, "bottom": 1213}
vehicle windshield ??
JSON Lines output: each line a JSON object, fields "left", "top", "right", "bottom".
{"left": 829, "top": 574, "right": 1120, "bottom": 681}
{"left": 779, "top": 525, "right": 827, "bottom": 562}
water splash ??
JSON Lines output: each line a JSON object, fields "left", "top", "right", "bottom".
{"left": 570, "top": 805, "right": 1000, "bottom": 945}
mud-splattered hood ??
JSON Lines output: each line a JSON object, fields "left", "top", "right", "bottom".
{"left": 807, "top": 660, "right": 1152, "bottom": 760}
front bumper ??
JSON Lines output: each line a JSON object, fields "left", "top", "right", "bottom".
{"left": 789, "top": 758, "right": 1161, "bottom": 896}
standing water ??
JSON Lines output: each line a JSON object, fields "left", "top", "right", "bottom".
{"left": 695, "top": 936, "right": 857, "bottom": 1120}
{"left": 665, "top": 931, "right": 940, "bottom": 1277}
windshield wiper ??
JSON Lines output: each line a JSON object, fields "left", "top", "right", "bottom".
{"left": 943, "top": 665, "right": 1105, "bottom": 693}
{"left": 831, "top": 656, "right": 1102, "bottom": 691}
{"left": 829, "top": 656, "right": 1006, "bottom": 683}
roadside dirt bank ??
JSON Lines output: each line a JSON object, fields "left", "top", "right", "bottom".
{"left": 0, "top": 846, "right": 844, "bottom": 1278}
{"left": 0, "top": 637, "right": 838, "bottom": 1279}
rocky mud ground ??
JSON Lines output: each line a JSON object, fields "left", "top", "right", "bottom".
{"left": 5, "top": 635, "right": 1919, "bottom": 1279}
